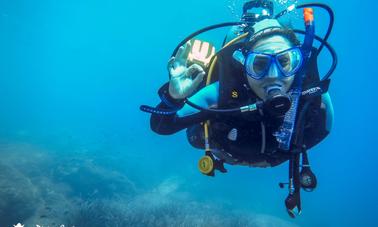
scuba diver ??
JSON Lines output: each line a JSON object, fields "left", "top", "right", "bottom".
{"left": 140, "top": 0, "right": 337, "bottom": 218}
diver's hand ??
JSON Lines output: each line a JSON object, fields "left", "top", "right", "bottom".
{"left": 168, "top": 42, "right": 205, "bottom": 100}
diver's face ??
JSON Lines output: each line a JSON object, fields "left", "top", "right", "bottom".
{"left": 246, "top": 35, "right": 295, "bottom": 100}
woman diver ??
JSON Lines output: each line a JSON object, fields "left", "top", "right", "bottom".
{"left": 141, "top": 0, "right": 337, "bottom": 217}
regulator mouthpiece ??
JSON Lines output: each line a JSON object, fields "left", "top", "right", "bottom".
{"left": 263, "top": 89, "right": 291, "bottom": 116}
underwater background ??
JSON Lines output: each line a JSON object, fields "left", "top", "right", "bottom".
{"left": 0, "top": 0, "right": 377, "bottom": 226}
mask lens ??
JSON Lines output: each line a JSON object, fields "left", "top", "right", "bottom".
{"left": 245, "top": 53, "right": 271, "bottom": 79}
{"left": 277, "top": 48, "right": 302, "bottom": 76}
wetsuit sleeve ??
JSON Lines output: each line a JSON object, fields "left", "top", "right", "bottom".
{"left": 150, "top": 82, "right": 219, "bottom": 135}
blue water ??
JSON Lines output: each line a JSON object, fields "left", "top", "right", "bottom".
{"left": 0, "top": 0, "right": 377, "bottom": 226}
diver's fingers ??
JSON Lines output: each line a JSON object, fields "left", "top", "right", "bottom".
{"left": 176, "top": 42, "right": 191, "bottom": 66}
{"left": 174, "top": 46, "right": 185, "bottom": 64}
{"left": 193, "top": 71, "right": 205, "bottom": 85}
{"left": 183, "top": 41, "right": 192, "bottom": 60}
{"left": 167, "top": 57, "right": 175, "bottom": 72}
{"left": 168, "top": 57, "right": 181, "bottom": 76}
{"left": 187, "top": 63, "right": 205, "bottom": 77}
{"left": 186, "top": 71, "right": 205, "bottom": 94}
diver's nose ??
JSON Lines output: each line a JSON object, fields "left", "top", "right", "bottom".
{"left": 266, "top": 63, "right": 280, "bottom": 79}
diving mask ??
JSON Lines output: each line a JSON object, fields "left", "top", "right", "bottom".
{"left": 244, "top": 46, "right": 303, "bottom": 80}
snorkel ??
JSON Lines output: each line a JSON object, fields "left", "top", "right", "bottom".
{"left": 274, "top": 8, "right": 315, "bottom": 151}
